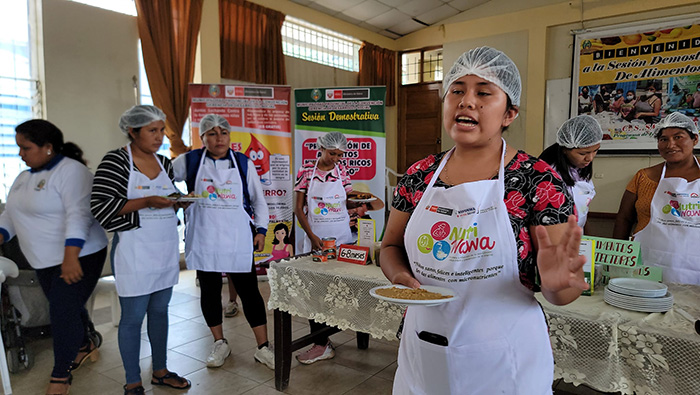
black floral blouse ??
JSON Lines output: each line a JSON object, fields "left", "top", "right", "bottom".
{"left": 392, "top": 150, "right": 575, "bottom": 291}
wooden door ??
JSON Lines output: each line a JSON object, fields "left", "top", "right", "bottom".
{"left": 398, "top": 82, "right": 442, "bottom": 173}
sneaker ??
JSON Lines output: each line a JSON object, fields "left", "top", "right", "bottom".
{"left": 296, "top": 341, "right": 335, "bottom": 365}
{"left": 224, "top": 300, "right": 239, "bottom": 317}
{"left": 206, "top": 339, "right": 231, "bottom": 368}
{"left": 254, "top": 345, "right": 275, "bottom": 369}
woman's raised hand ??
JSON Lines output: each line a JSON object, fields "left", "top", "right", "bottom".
{"left": 535, "top": 215, "right": 589, "bottom": 293}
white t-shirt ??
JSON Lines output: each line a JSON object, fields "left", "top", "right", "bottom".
{"left": 0, "top": 157, "right": 108, "bottom": 269}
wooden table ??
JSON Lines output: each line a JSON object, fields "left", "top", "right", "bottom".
{"left": 267, "top": 256, "right": 404, "bottom": 391}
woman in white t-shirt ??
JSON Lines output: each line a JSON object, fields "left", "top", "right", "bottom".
{"left": 540, "top": 114, "right": 603, "bottom": 232}
{"left": 0, "top": 120, "right": 108, "bottom": 395}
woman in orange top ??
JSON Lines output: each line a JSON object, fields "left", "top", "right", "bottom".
{"left": 613, "top": 112, "right": 700, "bottom": 284}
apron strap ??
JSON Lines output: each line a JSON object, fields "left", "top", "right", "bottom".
{"left": 418, "top": 138, "right": 507, "bottom": 207}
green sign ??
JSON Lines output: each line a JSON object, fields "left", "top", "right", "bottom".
{"left": 582, "top": 236, "right": 641, "bottom": 268}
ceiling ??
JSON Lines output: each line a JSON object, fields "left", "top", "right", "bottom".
{"left": 289, "top": 0, "right": 492, "bottom": 39}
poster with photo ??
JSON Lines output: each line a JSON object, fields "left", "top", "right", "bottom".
{"left": 573, "top": 17, "right": 700, "bottom": 151}
{"left": 189, "top": 84, "right": 293, "bottom": 274}
{"left": 293, "top": 87, "right": 386, "bottom": 254}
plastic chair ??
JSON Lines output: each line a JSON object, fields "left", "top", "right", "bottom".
{"left": 0, "top": 257, "right": 19, "bottom": 395}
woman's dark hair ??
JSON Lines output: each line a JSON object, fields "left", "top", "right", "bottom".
{"left": 272, "top": 223, "right": 290, "bottom": 245}
{"left": 502, "top": 96, "right": 516, "bottom": 132}
{"left": 539, "top": 143, "right": 592, "bottom": 186}
{"left": 15, "top": 119, "right": 86, "bottom": 166}
{"left": 126, "top": 126, "right": 142, "bottom": 142}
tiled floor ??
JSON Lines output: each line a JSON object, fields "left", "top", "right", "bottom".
{"left": 6, "top": 270, "right": 614, "bottom": 394}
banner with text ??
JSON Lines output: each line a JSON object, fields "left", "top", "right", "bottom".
{"left": 294, "top": 87, "right": 386, "bottom": 253}
{"left": 573, "top": 17, "right": 700, "bottom": 150}
{"left": 189, "top": 84, "right": 293, "bottom": 272}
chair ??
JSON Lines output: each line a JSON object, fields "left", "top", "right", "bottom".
{"left": 0, "top": 257, "right": 19, "bottom": 395}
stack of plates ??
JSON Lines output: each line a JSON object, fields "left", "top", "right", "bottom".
{"left": 604, "top": 278, "right": 673, "bottom": 313}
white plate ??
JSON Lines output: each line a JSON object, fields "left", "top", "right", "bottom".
{"left": 608, "top": 278, "right": 667, "bottom": 297}
{"left": 604, "top": 288, "right": 673, "bottom": 313}
{"left": 348, "top": 197, "right": 378, "bottom": 203}
{"left": 605, "top": 287, "right": 673, "bottom": 303}
{"left": 604, "top": 295, "right": 673, "bottom": 313}
{"left": 369, "top": 285, "right": 456, "bottom": 306}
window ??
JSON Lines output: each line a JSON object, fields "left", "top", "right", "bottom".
{"left": 0, "top": 0, "right": 41, "bottom": 200}
{"left": 281, "top": 16, "right": 361, "bottom": 72}
{"left": 68, "top": 0, "right": 136, "bottom": 16}
{"left": 401, "top": 47, "right": 443, "bottom": 85}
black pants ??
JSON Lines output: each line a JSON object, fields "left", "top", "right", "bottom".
{"left": 309, "top": 320, "right": 333, "bottom": 345}
{"left": 35, "top": 248, "right": 106, "bottom": 378}
{"left": 197, "top": 263, "right": 267, "bottom": 329}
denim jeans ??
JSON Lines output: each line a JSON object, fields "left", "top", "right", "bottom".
{"left": 118, "top": 287, "right": 172, "bottom": 385}
{"left": 35, "top": 248, "right": 106, "bottom": 378}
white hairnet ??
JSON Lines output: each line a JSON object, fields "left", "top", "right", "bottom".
{"left": 655, "top": 112, "right": 699, "bottom": 136}
{"left": 317, "top": 132, "right": 348, "bottom": 151}
{"left": 199, "top": 114, "right": 231, "bottom": 136}
{"left": 119, "top": 105, "right": 166, "bottom": 135}
{"left": 442, "top": 46, "right": 522, "bottom": 106}
{"left": 556, "top": 115, "right": 604, "bottom": 149}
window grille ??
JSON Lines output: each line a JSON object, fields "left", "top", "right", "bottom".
{"left": 1, "top": 0, "right": 41, "bottom": 200}
{"left": 401, "top": 47, "right": 443, "bottom": 85}
{"left": 282, "top": 16, "right": 361, "bottom": 72}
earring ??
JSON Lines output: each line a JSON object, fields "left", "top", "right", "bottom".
{"left": 47, "top": 150, "right": 51, "bottom": 155}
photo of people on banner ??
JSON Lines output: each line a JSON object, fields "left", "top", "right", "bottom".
{"left": 573, "top": 20, "right": 700, "bottom": 150}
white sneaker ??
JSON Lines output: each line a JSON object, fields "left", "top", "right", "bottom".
{"left": 254, "top": 345, "right": 275, "bottom": 369}
{"left": 206, "top": 339, "right": 231, "bottom": 368}
{"left": 224, "top": 300, "right": 239, "bottom": 317}
{"left": 296, "top": 341, "right": 335, "bottom": 365}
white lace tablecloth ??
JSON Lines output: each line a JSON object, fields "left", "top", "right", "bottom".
{"left": 267, "top": 256, "right": 404, "bottom": 341}
{"left": 536, "top": 284, "right": 700, "bottom": 395}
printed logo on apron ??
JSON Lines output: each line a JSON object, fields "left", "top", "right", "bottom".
{"left": 112, "top": 145, "right": 179, "bottom": 297}
{"left": 301, "top": 162, "right": 352, "bottom": 253}
{"left": 634, "top": 160, "right": 700, "bottom": 285}
{"left": 393, "top": 140, "right": 553, "bottom": 395}
{"left": 184, "top": 151, "right": 254, "bottom": 273}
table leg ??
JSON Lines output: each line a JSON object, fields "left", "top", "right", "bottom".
{"left": 274, "top": 309, "right": 291, "bottom": 391}
{"left": 356, "top": 332, "right": 369, "bottom": 350}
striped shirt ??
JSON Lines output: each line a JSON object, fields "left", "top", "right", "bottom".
{"left": 90, "top": 147, "right": 174, "bottom": 232}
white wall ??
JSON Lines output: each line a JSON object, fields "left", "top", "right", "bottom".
{"left": 42, "top": 0, "right": 138, "bottom": 170}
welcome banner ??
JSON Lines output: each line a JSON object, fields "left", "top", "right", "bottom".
{"left": 189, "top": 84, "right": 293, "bottom": 272}
{"left": 294, "top": 87, "right": 386, "bottom": 253}
{"left": 573, "top": 17, "right": 700, "bottom": 150}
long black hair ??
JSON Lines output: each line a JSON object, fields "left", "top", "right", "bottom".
{"left": 272, "top": 223, "right": 290, "bottom": 245}
{"left": 539, "top": 143, "right": 592, "bottom": 187}
{"left": 15, "top": 119, "right": 86, "bottom": 166}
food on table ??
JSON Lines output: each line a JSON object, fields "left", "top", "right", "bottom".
{"left": 376, "top": 287, "right": 452, "bottom": 300}
{"left": 350, "top": 192, "right": 373, "bottom": 200}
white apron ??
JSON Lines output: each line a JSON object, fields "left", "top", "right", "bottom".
{"left": 633, "top": 161, "right": 700, "bottom": 285}
{"left": 184, "top": 151, "right": 254, "bottom": 273}
{"left": 570, "top": 178, "right": 596, "bottom": 228}
{"left": 394, "top": 141, "right": 553, "bottom": 395}
{"left": 112, "top": 145, "right": 180, "bottom": 297}
{"left": 301, "top": 162, "right": 352, "bottom": 253}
